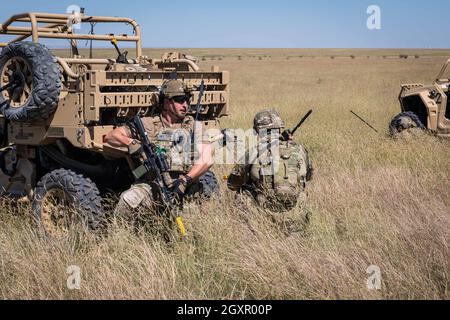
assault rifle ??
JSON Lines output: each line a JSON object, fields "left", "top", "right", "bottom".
{"left": 281, "top": 109, "right": 313, "bottom": 141}
{"left": 129, "top": 114, "right": 186, "bottom": 236}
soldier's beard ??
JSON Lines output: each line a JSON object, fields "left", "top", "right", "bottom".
{"left": 163, "top": 107, "right": 185, "bottom": 123}
{"left": 176, "top": 109, "right": 187, "bottom": 118}
{"left": 173, "top": 109, "right": 186, "bottom": 121}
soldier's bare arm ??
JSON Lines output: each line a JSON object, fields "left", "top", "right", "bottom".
{"left": 105, "top": 126, "right": 134, "bottom": 147}
{"left": 186, "top": 142, "right": 215, "bottom": 181}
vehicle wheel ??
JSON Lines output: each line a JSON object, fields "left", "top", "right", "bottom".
{"left": 389, "top": 111, "right": 425, "bottom": 136}
{"left": 186, "top": 170, "right": 220, "bottom": 200}
{"left": 0, "top": 41, "right": 61, "bottom": 122}
{"left": 32, "top": 168, "right": 104, "bottom": 239}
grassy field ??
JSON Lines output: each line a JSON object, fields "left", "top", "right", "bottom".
{"left": 1, "top": 49, "right": 450, "bottom": 299}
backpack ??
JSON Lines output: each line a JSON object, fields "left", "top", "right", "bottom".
{"left": 250, "top": 138, "right": 307, "bottom": 210}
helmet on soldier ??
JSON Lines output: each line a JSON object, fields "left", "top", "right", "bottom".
{"left": 160, "top": 79, "right": 191, "bottom": 99}
{"left": 253, "top": 109, "right": 285, "bottom": 133}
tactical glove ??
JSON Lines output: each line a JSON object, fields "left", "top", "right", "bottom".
{"left": 127, "top": 139, "right": 142, "bottom": 155}
{"left": 172, "top": 175, "right": 193, "bottom": 199}
{"left": 281, "top": 129, "right": 293, "bottom": 141}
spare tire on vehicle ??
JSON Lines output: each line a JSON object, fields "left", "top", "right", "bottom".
{"left": 0, "top": 41, "right": 61, "bottom": 122}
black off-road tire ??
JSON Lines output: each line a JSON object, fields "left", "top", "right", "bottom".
{"left": 32, "top": 168, "right": 104, "bottom": 238}
{"left": 389, "top": 111, "right": 425, "bottom": 136}
{"left": 0, "top": 41, "right": 61, "bottom": 121}
{"left": 186, "top": 170, "right": 220, "bottom": 200}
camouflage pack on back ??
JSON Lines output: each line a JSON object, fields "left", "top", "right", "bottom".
{"left": 228, "top": 109, "right": 312, "bottom": 211}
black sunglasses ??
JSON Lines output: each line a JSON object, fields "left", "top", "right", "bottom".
{"left": 172, "top": 95, "right": 190, "bottom": 104}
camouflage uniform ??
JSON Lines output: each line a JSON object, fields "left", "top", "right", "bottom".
{"left": 116, "top": 80, "right": 215, "bottom": 215}
{"left": 227, "top": 109, "right": 312, "bottom": 232}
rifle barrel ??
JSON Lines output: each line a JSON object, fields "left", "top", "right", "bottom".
{"left": 194, "top": 79, "right": 205, "bottom": 122}
{"left": 350, "top": 110, "right": 379, "bottom": 133}
{"left": 291, "top": 109, "right": 313, "bottom": 135}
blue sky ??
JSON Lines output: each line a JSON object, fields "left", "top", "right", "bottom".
{"left": 0, "top": 0, "right": 448, "bottom": 48}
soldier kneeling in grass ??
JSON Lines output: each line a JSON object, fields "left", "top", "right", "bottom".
{"left": 227, "top": 109, "right": 313, "bottom": 234}
{"left": 105, "top": 79, "right": 218, "bottom": 229}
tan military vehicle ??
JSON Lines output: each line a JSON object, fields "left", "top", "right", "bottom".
{"left": 389, "top": 58, "right": 450, "bottom": 137}
{"left": 0, "top": 11, "right": 229, "bottom": 236}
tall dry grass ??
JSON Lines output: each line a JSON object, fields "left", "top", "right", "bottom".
{"left": 1, "top": 50, "right": 449, "bottom": 299}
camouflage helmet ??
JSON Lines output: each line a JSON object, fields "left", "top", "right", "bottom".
{"left": 253, "top": 109, "right": 285, "bottom": 132}
{"left": 160, "top": 79, "right": 191, "bottom": 99}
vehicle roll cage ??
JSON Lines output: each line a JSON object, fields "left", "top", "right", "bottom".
{"left": 436, "top": 58, "right": 450, "bottom": 84}
{"left": 0, "top": 12, "right": 142, "bottom": 57}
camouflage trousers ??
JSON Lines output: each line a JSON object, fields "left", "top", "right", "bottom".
{"left": 270, "top": 191, "right": 310, "bottom": 234}
{"left": 235, "top": 188, "right": 310, "bottom": 234}
{"left": 113, "top": 183, "right": 156, "bottom": 224}
{"left": 118, "top": 183, "right": 154, "bottom": 210}
{"left": 114, "top": 180, "right": 207, "bottom": 219}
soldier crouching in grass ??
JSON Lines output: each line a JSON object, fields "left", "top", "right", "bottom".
{"left": 227, "top": 109, "right": 313, "bottom": 234}
{"left": 105, "top": 79, "right": 219, "bottom": 228}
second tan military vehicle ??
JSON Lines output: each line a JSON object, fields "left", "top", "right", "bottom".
{"left": 389, "top": 58, "right": 450, "bottom": 137}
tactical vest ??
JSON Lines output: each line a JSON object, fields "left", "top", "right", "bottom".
{"left": 156, "top": 128, "right": 196, "bottom": 173}
{"left": 140, "top": 115, "right": 197, "bottom": 173}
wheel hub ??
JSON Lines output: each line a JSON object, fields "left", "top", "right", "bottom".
{"left": 1, "top": 57, "right": 33, "bottom": 108}
{"left": 40, "top": 189, "right": 75, "bottom": 238}
{"left": 397, "top": 116, "right": 416, "bottom": 130}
